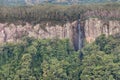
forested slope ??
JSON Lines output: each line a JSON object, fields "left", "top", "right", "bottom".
{"left": 0, "top": 34, "right": 120, "bottom": 80}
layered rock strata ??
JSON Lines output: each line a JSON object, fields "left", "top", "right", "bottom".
{"left": 0, "top": 18, "right": 120, "bottom": 50}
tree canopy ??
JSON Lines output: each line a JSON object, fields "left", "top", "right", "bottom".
{"left": 0, "top": 34, "right": 120, "bottom": 80}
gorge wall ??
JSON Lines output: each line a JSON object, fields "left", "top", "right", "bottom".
{"left": 0, "top": 18, "right": 120, "bottom": 50}
{"left": 85, "top": 18, "right": 120, "bottom": 43}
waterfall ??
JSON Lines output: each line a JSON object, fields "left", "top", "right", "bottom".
{"left": 78, "top": 19, "right": 83, "bottom": 50}
{"left": 72, "top": 15, "right": 84, "bottom": 50}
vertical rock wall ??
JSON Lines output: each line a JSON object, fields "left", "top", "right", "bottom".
{"left": 84, "top": 18, "right": 120, "bottom": 43}
{"left": 0, "top": 22, "right": 78, "bottom": 47}
{"left": 0, "top": 18, "right": 120, "bottom": 50}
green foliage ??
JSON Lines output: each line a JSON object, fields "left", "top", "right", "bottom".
{"left": 0, "top": 3, "right": 120, "bottom": 25}
{"left": 81, "top": 34, "right": 120, "bottom": 80}
{"left": 0, "top": 35, "right": 120, "bottom": 80}
{"left": 0, "top": 38, "right": 81, "bottom": 80}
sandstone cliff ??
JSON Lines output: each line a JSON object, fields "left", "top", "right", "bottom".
{"left": 85, "top": 18, "right": 120, "bottom": 43}
{"left": 0, "top": 21, "right": 77, "bottom": 43}
{"left": 0, "top": 18, "right": 120, "bottom": 50}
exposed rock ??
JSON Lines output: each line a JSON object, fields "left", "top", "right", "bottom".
{"left": 85, "top": 18, "right": 120, "bottom": 43}
{"left": 0, "top": 18, "right": 120, "bottom": 50}
{"left": 0, "top": 21, "right": 76, "bottom": 43}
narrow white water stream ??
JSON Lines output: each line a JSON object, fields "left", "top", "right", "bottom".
{"left": 78, "top": 19, "right": 83, "bottom": 49}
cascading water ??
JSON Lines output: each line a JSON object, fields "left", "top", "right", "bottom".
{"left": 72, "top": 15, "right": 84, "bottom": 50}
{"left": 78, "top": 19, "right": 83, "bottom": 50}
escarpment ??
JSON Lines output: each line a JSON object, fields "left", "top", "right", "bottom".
{"left": 0, "top": 18, "right": 120, "bottom": 50}
{"left": 0, "top": 22, "right": 73, "bottom": 42}
{"left": 85, "top": 18, "right": 120, "bottom": 43}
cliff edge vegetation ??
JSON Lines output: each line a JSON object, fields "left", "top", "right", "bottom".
{"left": 0, "top": 3, "right": 120, "bottom": 25}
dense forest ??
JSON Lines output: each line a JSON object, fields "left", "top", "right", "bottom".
{"left": 0, "top": 34, "right": 120, "bottom": 80}
{"left": 0, "top": 3, "right": 120, "bottom": 25}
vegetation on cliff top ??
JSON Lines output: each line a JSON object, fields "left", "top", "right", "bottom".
{"left": 0, "top": 3, "right": 120, "bottom": 25}
{"left": 0, "top": 34, "right": 120, "bottom": 79}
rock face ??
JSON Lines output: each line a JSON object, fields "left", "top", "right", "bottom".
{"left": 85, "top": 18, "right": 120, "bottom": 43}
{"left": 0, "top": 21, "right": 78, "bottom": 46}
{"left": 0, "top": 18, "right": 120, "bottom": 50}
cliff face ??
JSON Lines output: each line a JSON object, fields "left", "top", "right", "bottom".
{"left": 0, "top": 21, "right": 77, "bottom": 43}
{"left": 0, "top": 18, "right": 120, "bottom": 50}
{"left": 85, "top": 18, "right": 120, "bottom": 43}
